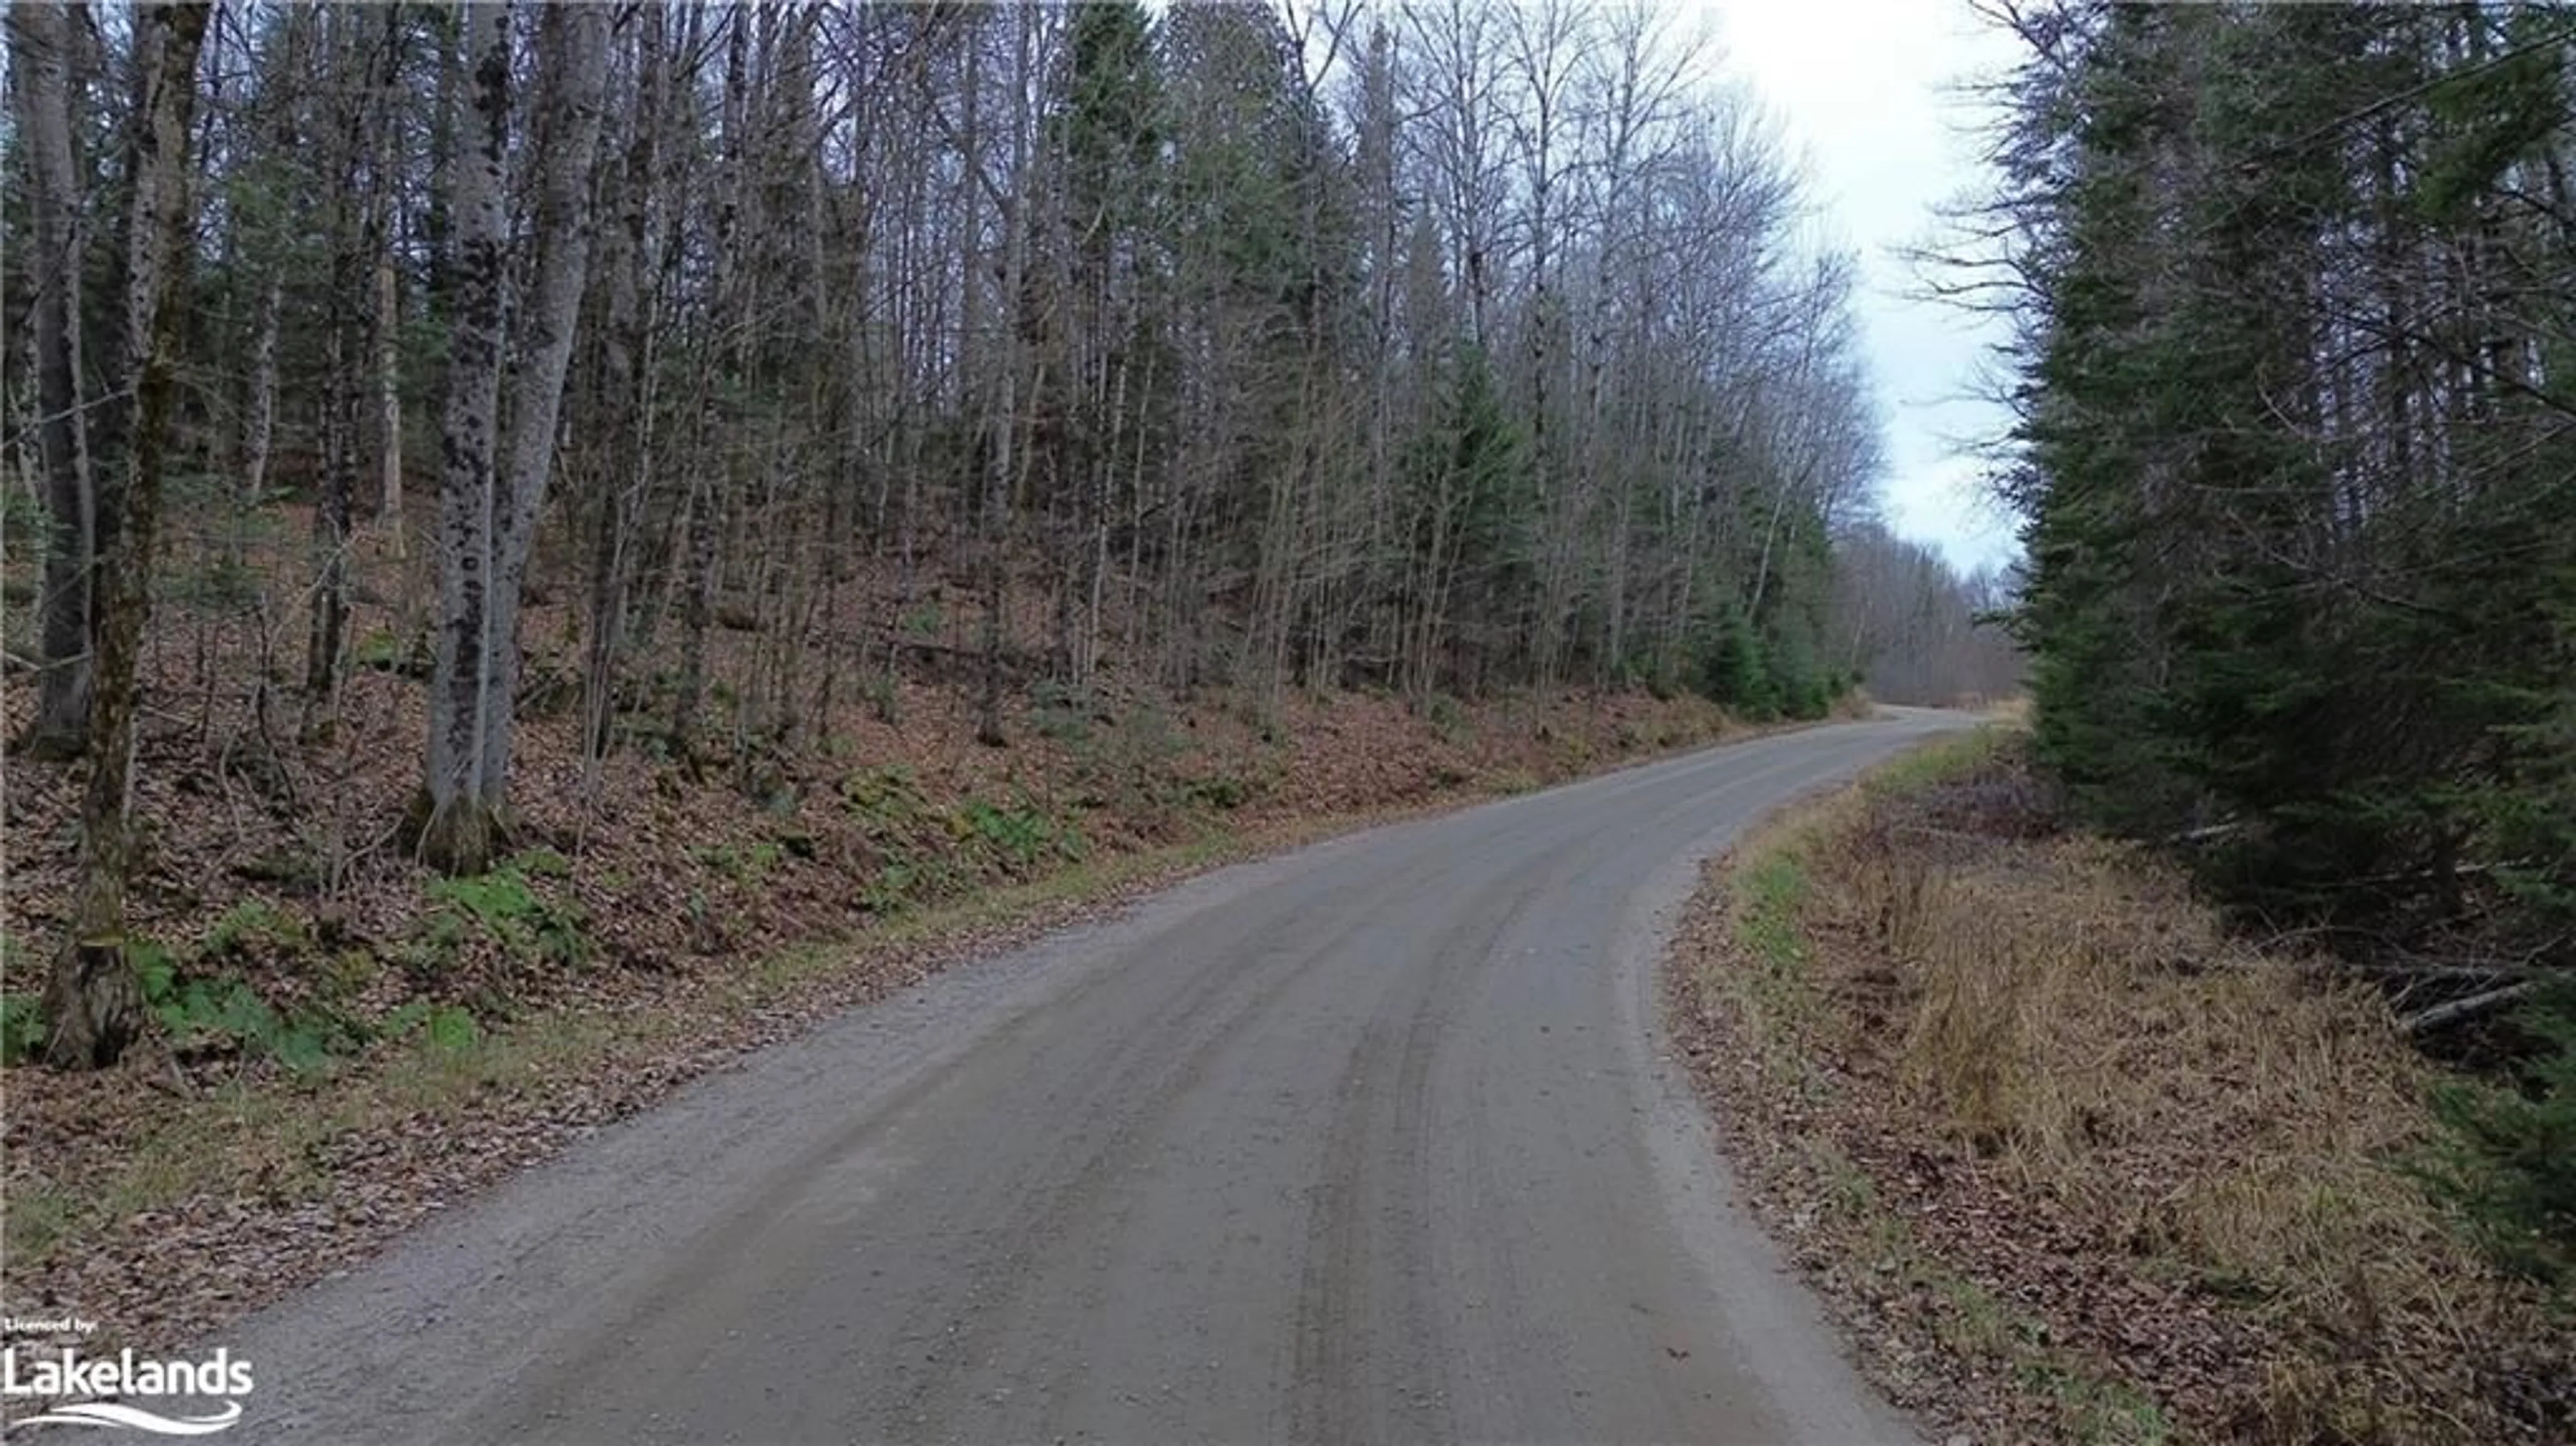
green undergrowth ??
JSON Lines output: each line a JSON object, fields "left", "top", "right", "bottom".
{"left": 0, "top": 821, "right": 1276, "bottom": 1278}
{"left": 840, "top": 765, "right": 1093, "bottom": 915}
{"left": 2, "top": 850, "right": 582, "bottom": 1083}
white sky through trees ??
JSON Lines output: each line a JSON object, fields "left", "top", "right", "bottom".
{"left": 1695, "top": 0, "right": 2023, "bottom": 577}
{"left": 1272, "top": 0, "right": 2026, "bottom": 578}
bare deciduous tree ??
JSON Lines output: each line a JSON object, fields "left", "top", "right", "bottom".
{"left": 9, "top": 0, "right": 102, "bottom": 759}
{"left": 42, "top": 0, "right": 213, "bottom": 1067}
{"left": 417, "top": 0, "right": 608, "bottom": 873}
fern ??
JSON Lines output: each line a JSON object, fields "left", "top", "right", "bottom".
{"left": 0, "top": 994, "right": 46, "bottom": 1066}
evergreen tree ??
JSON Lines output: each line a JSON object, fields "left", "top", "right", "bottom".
{"left": 1990, "top": 2, "right": 2575, "bottom": 950}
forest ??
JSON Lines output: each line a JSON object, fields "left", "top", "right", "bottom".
{"left": 4, "top": 0, "right": 2017, "bottom": 1072}
{"left": 1980, "top": 0, "right": 2575, "bottom": 1296}
{"left": 7, "top": 3, "right": 2571, "bottom": 1432}
{"left": 1986, "top": 1, "right": 2574, "bottom": 1006}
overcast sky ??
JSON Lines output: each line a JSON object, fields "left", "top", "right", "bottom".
{"left": 1695, "top": 0, "right": 2025, "bottom": 577}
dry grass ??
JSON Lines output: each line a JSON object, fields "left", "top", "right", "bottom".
{"left": 1831, "top": 686, "right": 1881, "bottom": 721}
{"left": 1674, "top": 730, "right": 2570, "bottom": 1445}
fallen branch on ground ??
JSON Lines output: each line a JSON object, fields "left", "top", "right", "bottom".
{"left": 2404, "top": 983, "right": 2536, "bottom": 1036}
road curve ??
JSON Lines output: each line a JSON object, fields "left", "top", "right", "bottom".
{"left": 202, "top": 714, "right": 1962, "bottom": 1445}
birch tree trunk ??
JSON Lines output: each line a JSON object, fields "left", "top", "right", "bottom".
{"left": 240, "top": 272, "right": 282, "bottom": 524}
{"left": 44, "top": 0, "right": 211, "bottom": 1069}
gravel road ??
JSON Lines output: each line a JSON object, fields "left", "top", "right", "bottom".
{"left": 185, "top": 714, "right": 1962, "bottom": 1445}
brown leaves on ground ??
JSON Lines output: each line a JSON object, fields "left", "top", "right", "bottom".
{"left": 1, "top": 539, "right": 1752, "bottom": 1363}
{"left": 1668, "top": 731, "right": 2573, "bottom": 1446}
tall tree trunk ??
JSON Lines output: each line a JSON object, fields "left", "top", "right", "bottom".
{"left": 306, "top": 298, "right": 355, "bottom": 710}
{"left": 374, "top": 256, "right": 405, "bottom": 554}
{"left": 584, "top": 3, "right": 669, "bottom": 775}
{"left": 979, "top": 7, "right": 1038, "bottom": 749}
{"left": 307, "top": 6, "right": 396, "bottom": 718}
{"left": 419, "top": 0, "right": 609, "bottom": 871}
{"left": 233, "top": 3, "right": 310, "bottom": 563}
{"left": 306, "top": 91, "right": 362, "bottom": 712}
{"left": 481, "top": 0, "right": 610, "bottom": 805}
{"left": 9, "top": 1, "right": 98, "bottom": 760}
{"left": 417, "top": 0, "right": 514, "bottom": 874}
{"left": 672, "top": 4, "right": 749, "bottom": 757}
{"left": 44, "top": 0, "right": 211, "bottom": 1070}
{"left": 239, "top": 273, "right": 282, "bottom": 535}
{"left": 370, "top": 0, "right": 405, "bottom": 555}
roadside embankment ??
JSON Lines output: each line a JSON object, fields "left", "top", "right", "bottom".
{"left": 1668, "top": 730, "right": 2571, "bottom": 1444}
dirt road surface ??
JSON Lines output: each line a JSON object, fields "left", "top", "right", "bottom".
{"left": 174, "top": 714, "right": 1963, "bottom": 1444}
